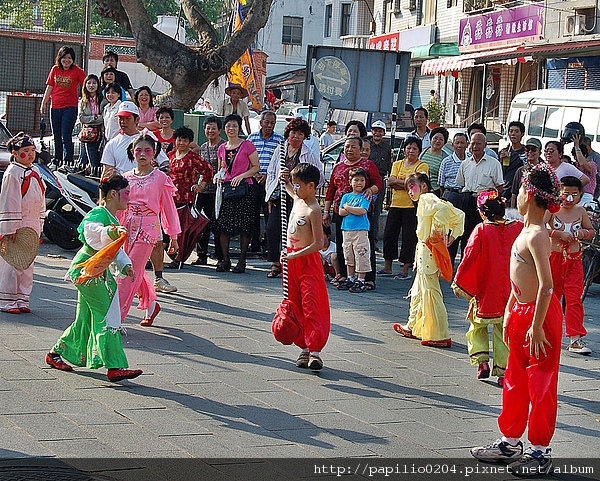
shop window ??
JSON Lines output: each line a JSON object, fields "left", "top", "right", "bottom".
{"left": 282, "top": 16, "right": 303, "bottom": 45}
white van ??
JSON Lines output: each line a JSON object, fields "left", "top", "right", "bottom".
{"left": 505, "top": 89, "right": 600, "bottom": 152}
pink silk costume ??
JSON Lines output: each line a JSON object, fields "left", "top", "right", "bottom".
{"left": 118, "top": 169, "right": 180, "bottom": 320}
{"left": 0, "top": 163, "right": 45, "bottom": 310}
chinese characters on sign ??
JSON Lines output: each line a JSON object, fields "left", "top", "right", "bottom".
{"left": 368, "top": 33, "right": 400, "bottom": 52}
{"left": 459, "top": 2, "right": 543, "bottom": 50}
{"left": 312, "top": 56, "right": 351, "bottom": 101}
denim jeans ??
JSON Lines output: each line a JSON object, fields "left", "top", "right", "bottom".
{"left": 50, "top": 106, "right": 77, "bottom": 163}
{"left": 81, "top": 140, "right": 102, "bottom": 168}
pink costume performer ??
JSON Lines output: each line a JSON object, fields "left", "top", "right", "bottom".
{"left": 0, "top": 141, "right": 45, "bottom": 312}
{"left": 118, "top": 169, "right": 180, "bottom": 320}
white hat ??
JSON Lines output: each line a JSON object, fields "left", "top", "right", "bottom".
{"left": 371, "top": 120, "right": 386, "bottom": 131}
{"left": 204, "top": 98, "right": 211, "bottom": 103}
{"left": 116, "top": 101, "right": 140, "bottom": 117}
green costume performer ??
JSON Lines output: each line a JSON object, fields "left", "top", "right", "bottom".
{"left": 53, "top": 206, "right": 132, "bottom": 369}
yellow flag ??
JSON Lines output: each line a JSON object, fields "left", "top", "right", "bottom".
{"left": 228, "top": 1, "right": 262, "bottom": 111}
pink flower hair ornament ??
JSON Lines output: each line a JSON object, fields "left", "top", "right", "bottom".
{"left": 477, "top": 190, "right": 499, "bottom": 209}
{"left": 521, "top": 162, "right": 562, "bottom": 214}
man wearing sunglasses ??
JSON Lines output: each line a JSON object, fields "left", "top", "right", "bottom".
{"left": 510, "top": 138, "right": 543, "bottom": 208}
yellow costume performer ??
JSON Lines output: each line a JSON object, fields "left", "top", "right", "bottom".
{"left": 406, "top": 193, "right": 464, "bottom": 345}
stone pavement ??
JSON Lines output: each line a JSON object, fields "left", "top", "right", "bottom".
{"left": 0, "top": 241, "right": 598, "bottom": 480}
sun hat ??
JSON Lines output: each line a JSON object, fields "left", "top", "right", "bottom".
{"left": 225, "top": 84, "right": 248, "bottom": 98}
{"left": 0, "top": 227, "right": 39, "bottom": 270}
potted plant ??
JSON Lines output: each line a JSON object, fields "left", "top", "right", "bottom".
{"left": 425, "top": 97, "right": 447, "bottom": 128}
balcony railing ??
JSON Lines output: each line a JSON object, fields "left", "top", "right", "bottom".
{"left": 463, "top": 0, "right": 493, "bottom": 13}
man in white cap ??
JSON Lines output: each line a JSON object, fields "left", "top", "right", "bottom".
{"left": 203, "top": 98, "right": 213, "bottom": 112}
{"left": 100, "top": 102, "right": 176, "bottom": 294}
{"left": 369, "top": 120, "right": 392, "bottom": 248}
{"left": 220, "top": 84, "right": 251, "bottom": 134}
{"left": 101, "top": 102, "right": 167, "bottom": 176}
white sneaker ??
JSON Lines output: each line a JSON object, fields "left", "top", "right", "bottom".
{"left": 470, "top": 439, "right": 523, "bottom": 462}
{"left": 568, "top": 338, "right": 592, "bottom": 355}
{"left": 154, "top": 277, "right": 177, "bottom": 293}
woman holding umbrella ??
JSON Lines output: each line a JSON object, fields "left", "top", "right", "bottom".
{"left": 166, "top": 126, "right": 214, "bottom": 268}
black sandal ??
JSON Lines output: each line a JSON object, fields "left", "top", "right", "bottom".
{"left": 216, "top": 260, "right": 231, "bottom": 272}
{"left": 232, "top": 261, "right": 246, "bottom": 273}
{"left": 267, "top": 264, "right": 281, "bottom": 278}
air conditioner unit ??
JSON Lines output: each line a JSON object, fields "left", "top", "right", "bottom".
{"left": 564, "top": 14, "right": 587, "bottom": 36}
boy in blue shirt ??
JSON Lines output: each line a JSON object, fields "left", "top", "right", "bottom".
{"left": 338, "top": 167, "right": 371, "bottom": 293}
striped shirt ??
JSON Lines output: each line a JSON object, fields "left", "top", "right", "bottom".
{"left": 248, "top": 130, "right": 284, "bottom": 174}
{"left": 438, "top": 152, "right": 465, "bottom": 190}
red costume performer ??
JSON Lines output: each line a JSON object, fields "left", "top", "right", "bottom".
{"left": 549, "top": 250, "right": 586, "bottom": 338}
{"left": 453, "top": 219, "right": 523, "bottom": 377}
{"left": 286, "top": 247, "right": 330, "bottom": 352}
{"left": 498, "top": 295, "right": 562, "bottom": 447}
{"left": 454, "top": 220, "right": 523, "bottom": 320}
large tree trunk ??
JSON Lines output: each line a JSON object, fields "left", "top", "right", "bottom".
{"left": 95, "top": 0, "right": 273, "bottom": 110}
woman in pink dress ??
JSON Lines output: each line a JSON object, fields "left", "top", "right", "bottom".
{"left": 134, "top": 86, "right": 160, "bottom": 131}
{"left": 118, "top": 134, "right": 181, "bottom": 327}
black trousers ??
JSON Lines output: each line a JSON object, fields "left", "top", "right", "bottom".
{"left": 265, "top": 196, "right": 292, "bottom": 263}
{"left": 250, "top": 183, "right": 269, "bottom": 250}
{"left": 196, "top": 193, "right": 223, "bottom": 260}
{"left": 382, "top": 207, "right": 418, "bottom": 265}
{"left": 445, "top": 191, "right": 480, "bottom": 264}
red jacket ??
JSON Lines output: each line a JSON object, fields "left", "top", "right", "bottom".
{"left": 453, "top": 220, "right": 523, "bottom": 320}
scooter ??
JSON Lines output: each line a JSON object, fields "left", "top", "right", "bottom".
{"left": 39, "top": 119, "right": 99, "bottom": 250}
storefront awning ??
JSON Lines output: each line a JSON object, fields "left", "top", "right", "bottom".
{"left": 421, "top": 46, "right": 525, "bottom": 75}
{"left": 409, "top": 43, "right": 460, "bottom": 60}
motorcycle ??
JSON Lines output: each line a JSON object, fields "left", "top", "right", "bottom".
{"left": 39, "top": 119, "right": 99, "bottom": 250}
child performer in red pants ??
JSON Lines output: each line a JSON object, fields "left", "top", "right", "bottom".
{"left": 281, "top": 163, "right": 330, "bottom": 371}
{"left": 471, "top": 163, "right": 563, "bottom": 477}
{"left": 547, "top": 176, "right": 595, "bottom": 355}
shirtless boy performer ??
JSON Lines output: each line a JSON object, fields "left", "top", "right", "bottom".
{"left": 471, "top": 163, "right": 563, "bottom": 477}
{"left": 281, "top": 163, "right": 330, "bottom": 371}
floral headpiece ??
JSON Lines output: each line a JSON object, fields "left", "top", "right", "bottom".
{"left": 477, "top": 190, "right": 499, "bottom": 208}
{"left": 521, "top": 162, "right": 561, "bottom": 213}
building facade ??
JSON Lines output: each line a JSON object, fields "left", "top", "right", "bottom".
{"left": 319, "top": 0, "right": 600, "bottom": 133}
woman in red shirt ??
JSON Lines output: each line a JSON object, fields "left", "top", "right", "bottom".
{"left": 40, "top": 46, "right": 87, "bottom": 165}
{"left": 323, "top": 137, "right": 382, "bottom": 290}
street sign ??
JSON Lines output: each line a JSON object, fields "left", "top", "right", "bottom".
{"left": 313, "top": 57, "right": 351, "bottom": 101}
{"left": 305, "top": 46, "right": 411, "bottom": 115}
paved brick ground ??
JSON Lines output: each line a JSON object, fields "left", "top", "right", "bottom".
{"left": 0, "top": 240, "right": 598, "bottom": 480}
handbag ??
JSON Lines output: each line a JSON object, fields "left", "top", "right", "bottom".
{"left": 222, "top": 181, "right": 249, "bottom": 200}
{"left": 78, "top": 125, "right": 102, "bottom": 143}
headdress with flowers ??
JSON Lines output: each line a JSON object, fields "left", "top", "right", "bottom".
{"left": 521, "top": 162, "right": 561, "bottom": 213}
{"left": 477, "top": 190, "right": 500, "bottom": 209}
